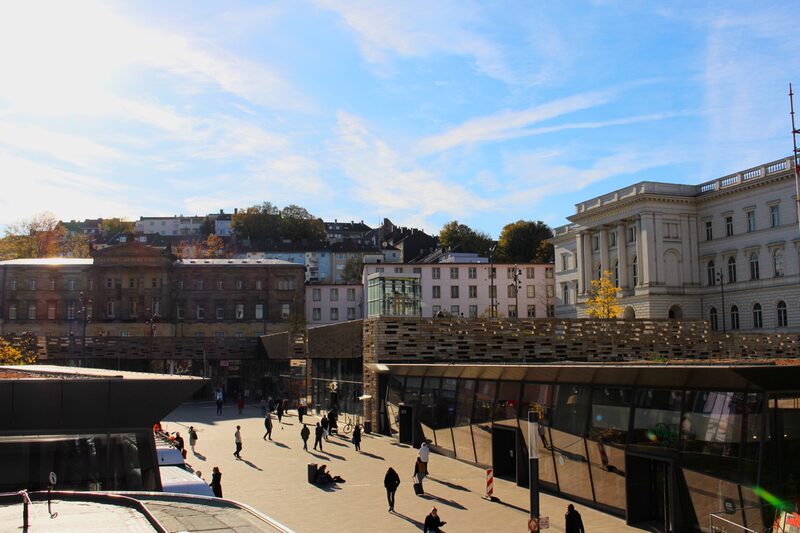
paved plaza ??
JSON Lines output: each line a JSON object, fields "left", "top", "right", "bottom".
{"left": 164, "top": 402, "right": 643, "bottom": 533}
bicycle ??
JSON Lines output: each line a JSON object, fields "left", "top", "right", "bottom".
{"left": 340, "top": 412, "right": 361, "bottom": 435}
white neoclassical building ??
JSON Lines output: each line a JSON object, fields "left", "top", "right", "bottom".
{"left": 552, "top": 156, "right": 800, "bottom": 331}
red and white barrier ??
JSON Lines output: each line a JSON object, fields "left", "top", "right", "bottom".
{"left": 484, "top": 468, "right": 494, "bottom": 500}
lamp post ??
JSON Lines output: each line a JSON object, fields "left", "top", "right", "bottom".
{"left": 528, "top": 411, "right": 540, "bottom": 524}
{"left": 511, "top": 265, "right": 522, "bottom": 318}
{"left": 716, "top": 269, "right": 726, "bottom": 334}
{"left": 78, "top": 292, "right": 91, "bottom": 360}
{"left": 145, "top": 307, "right": 158, "bottom": 361}
{"left": 489, "top": 244, "right": 497, "bottom": 317}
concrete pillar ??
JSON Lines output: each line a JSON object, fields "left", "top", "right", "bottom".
{"left": 616, "top": 223, "right": 628, "bottom": 288}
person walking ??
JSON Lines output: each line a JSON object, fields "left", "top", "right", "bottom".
{"left": 565, "top": 504, "right": 585, "bottom": 533}
{"left": 276, "top": 401, "right": 284, "bottom": 424}
{"left": 320, "top": 415, "right": 329, "bottom": 441}
{"left": 384, "top": 467, "right": 400, "bottom": 512}
{"left": 418, "top": 441, "right": 430, "bottom": 475}
{"left": 313, "top": 422, "right": 324, "bottom": 451}
{"left": 298, "top": 404, "right": 306, "bottom": 424}
{"left": 423, "top": 507, "right": 446, "bottom": 533}
{"left": 263, "top": 414, "right": 273, "bottom": 440}
{"left": 413, "top": 457, "right": 426, "bottom": 494}
{"left": 233, "top": 426, "right": 242, "bottom": 459}
{"left": 216, "top": 390, "right": 223, "bottom": 415}
{"left": 210, "top": 466, "right": 223, "bottom": 498}
{"left": 300, "top": 424, "right": 310, "bottom": 451}
{"left": 188, "top": 426, "right": 198, "bottom": 454}
{"left": 352, "top": 423, "right": 362, "bottom": 452}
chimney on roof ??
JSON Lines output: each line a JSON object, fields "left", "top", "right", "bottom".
{"left": 220, "top": 209, "right": 223, "bottom": 214}
{"left": 335, "top": 219, "right": 338, "bottom": 223}
{"left": 234, "top": 208, "right": 238, "bottom": 214}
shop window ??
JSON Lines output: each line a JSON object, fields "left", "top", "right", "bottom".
{"left": 631, "top": 389, "right": 682, "bottom": 447}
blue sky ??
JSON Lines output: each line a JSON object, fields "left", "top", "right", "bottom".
{"left": 1, "top": 1, "right": 798, "bottom": 237}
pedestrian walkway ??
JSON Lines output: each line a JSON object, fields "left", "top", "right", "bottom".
{"left": 164, "top": 402, "right": 642, "bottom": 533}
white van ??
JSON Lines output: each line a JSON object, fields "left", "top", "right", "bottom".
{"left": 159, "top": 465, "right": 214, "bottom": 497}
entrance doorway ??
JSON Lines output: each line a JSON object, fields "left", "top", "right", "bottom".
{"left": 492, "top": 426, "right": 518, "bottom": 482}
{"left": 626, "top": 455, "right": 673, "bottom": 532}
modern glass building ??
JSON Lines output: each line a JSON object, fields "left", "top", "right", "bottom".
{"left": 378, "top": 363, "right": 800, "bottom": 532}
{"left": 366, "top": 273, "right": 421, "bottom": 317}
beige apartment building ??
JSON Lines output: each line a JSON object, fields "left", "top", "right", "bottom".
{"left": 552, "top": 156, "right": 800, "bottom": 331}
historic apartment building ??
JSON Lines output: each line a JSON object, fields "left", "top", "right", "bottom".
{"left": 363, "top": 260, "right": 555, "bottom": 318}
{"left": 552, "top": 156, "right": 800, "bottom": 331}
{"left": 0, "top": 241, "right": 305, "bottom": 338}
{"left": 305, "top": 283, "right": 364, "bottom": 325}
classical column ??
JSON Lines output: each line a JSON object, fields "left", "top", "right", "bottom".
{"left": 599, "top": 227, "right": 609, "bottom": 275}
{"left": 640, "top": 213, "right": 656, "bottom": 286}
{"left": 680, "top": 214, "right": 692, "bottom": 286}
{"left": 582, "top": 230, "right": 593, "bottom": 292}
{"left": 576, "top": 232, "right": 585, "bottom": 295}
{"left": 653, "top": 213, "right": 665, "bottom": 285}
{"left": 616, "top": 222, "right": 628, "bottom": 288}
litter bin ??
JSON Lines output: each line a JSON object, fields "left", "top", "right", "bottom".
{"left": 364, "top": 420, "right": 372, "bottom": 434}
{"left": 307, "top": 463, "right": 317, "bottom": 484}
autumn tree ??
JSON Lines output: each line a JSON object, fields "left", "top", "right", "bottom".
{"left": 586, "top": 270, "right": 623, "bottom": 319}
{"left": 203, "top": 234, "right": 226, "bottom": 258}
{"left": 0, "top": 334, "right": 37, "bottom": 365}
{"left": 496, "top": 220, "right": 553, "bottom": 263}
{"left": 0, "top": 212, "right": 65, "bottom": 259}
{"left": 62, "top": 233, "right": 91, "bottom": 258}
{"left": 438, "top": 220, "right": 493, "bottom": 257}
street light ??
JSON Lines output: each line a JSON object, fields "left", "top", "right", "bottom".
{"left": 488, "top": 244, "right": 497, "bottom": 317}
{"left": 78, "top": 292, "right": 91, "bottom": 360}
{"left": 716, "top": 269, "right": 726, "bottom": 334}
{"left": 511, "top": 265, "right": 522, "bottom": 319}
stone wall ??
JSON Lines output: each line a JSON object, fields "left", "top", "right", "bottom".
{"left": 306, "top": 320, "right": 363, "bottom": 360}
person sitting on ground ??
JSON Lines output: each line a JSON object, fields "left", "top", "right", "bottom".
{"left": 423, "top": 507, "right": 446, "bottom": 533}
{"left": 314, "top": 464, "right": 345, "bottom": 484}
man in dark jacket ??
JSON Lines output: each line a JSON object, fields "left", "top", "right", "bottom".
{"left": 423, "top": 507, "right": 446, "bottom": 533}
{"left": 313, "top": 422, "right": 324, "bottom": 451}
{"left": 320, "top": 416, "right": 329, "bottom": 441}
{"left": 263, "top": 414, "right": 273, "bottom": 440}
{"left": 300, "top": 424, "right": 310, "bottom": 451}
{"left": 383, "top": 467, "right": 400, "bottom": 512}
{"left": 565, "top": 504, "right": 585, "bottom": 533}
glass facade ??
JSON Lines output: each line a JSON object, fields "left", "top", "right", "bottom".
{"left": 367, "top": 274, "right": 421, "bottom": 317}
{"left": 384, "top": 373, "right": 795, "bottom": 530}
{"left": 0, "top": 432, "right": 158, "bottom": 492}
{"left": 310, "top": 358, "right": 363, "bottom": 415}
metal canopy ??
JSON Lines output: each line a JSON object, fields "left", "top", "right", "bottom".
{"left": 368, "top": 362, "right": 800, "bottom": 391}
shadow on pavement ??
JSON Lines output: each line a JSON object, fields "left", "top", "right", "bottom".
{"left": 271, "top": 441, "right": 291, "bottom": 449}
{"left": 420, "top": 493, "right": 467, "bottom": 510}
{"left": 192, "top": 452, "right": 207, "bottom": 462}
{"left": 239, "top": 459, "right": 263, "bottom": 471}
{"left": 390, "top": 511, "right": 425, "bottom": 529}
{"left": 325, "top": 439, "right": 348, "bottom": 448}
{"left": 493, "top": 497, "right": 528, "bottom": 514}
{"left": 391, "top": 442, "right": 412, "bottom": 449}
{"left": 311, "top": 483, "right": 342, "bottom": 492}
{"left": 358, "top": 451, "right": 384, "bottom": 461}
{"left": 323, "top": 451, "right": 346, "bottom": 461}
{"left": 308, "top": 451, "right": 329, "bottom": 461}
{"left": 427, "top": 477, "right": 468, "bottom": 491}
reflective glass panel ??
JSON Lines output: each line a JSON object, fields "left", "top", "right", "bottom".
{"left": 518, "top": 383, "right": 556, "bottom": 487}
{"left": 418, "top": 378, "right": 440, "bottom": 444}
{"left": 433, "top": 378, "right": 457, "bottom": 454}
{"left": 587, "top": 387, "right": 631, "bottom": 511}
{"left": 681, "top": 391, "right": 743, "bottom": 481}
{"left": 683, "top": 468, "right": 742, "bottom": 529}
{"left": 472, "top": 380, "right": 496, "bottom": 466}
{"left": 453, "top": 380, "right": 476, "bottom": 462}
{"left": 494, "top": 381, "right": 521, "bottom": 426}
{"left": 551, "top": 385, "right": 592, "bottom": 501}
{"left": 386, "top": 375, "right": 404, "bottom": 437}
{"left": 632, "top": 389, "right": 682, "bottom": 447}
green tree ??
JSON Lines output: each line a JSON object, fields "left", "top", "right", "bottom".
{"left": 341, "top": 255, "right": 363, "bottom": 283}
{"left": 280, "top": 205, "right": 325, "bottom": 242}
{"left": 98, "top": 218, "right": 134, "bottom": 236}
{"left": 496, "top": 220, "right": 553, "bottom": 263}
{"left": 62, "top": 233, "right": 91, "bottom": 258}
{"left": 438, "top": 220, "right": 493, "bottom": 256}
{"left": 231, "top": 202, "right": 283, "bottom": 243}
{"left": 586, "top": 270, "right": 623, "bottom": 319}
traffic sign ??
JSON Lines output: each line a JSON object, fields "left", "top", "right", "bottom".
{"left": 528, "top": 517, "right": 538, "bottom": 531}
{"left": 539, "top": 516, "right": 549, "bottom": 529}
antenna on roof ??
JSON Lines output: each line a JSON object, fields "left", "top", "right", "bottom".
{"left": 791, "top": 84, "right": 800, "bottom": 233}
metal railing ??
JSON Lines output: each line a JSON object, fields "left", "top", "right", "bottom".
{"left": 709, "top": 507, "right": 764, "bottom": 533}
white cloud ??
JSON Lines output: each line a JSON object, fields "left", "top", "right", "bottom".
{"left": 418, "top": 90, "right": 616, "bottom": 153}
{"left": 330, "top": 111, "right": 492, "bottom": 226}
{"left": 0, "top": 122, "right": 123, "bottom": 169}
{"left": 315, "top": 0, "right": 523, "bottom": 85}
{"left": 0, "top": 152, "right": 135, "bottom": 225}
